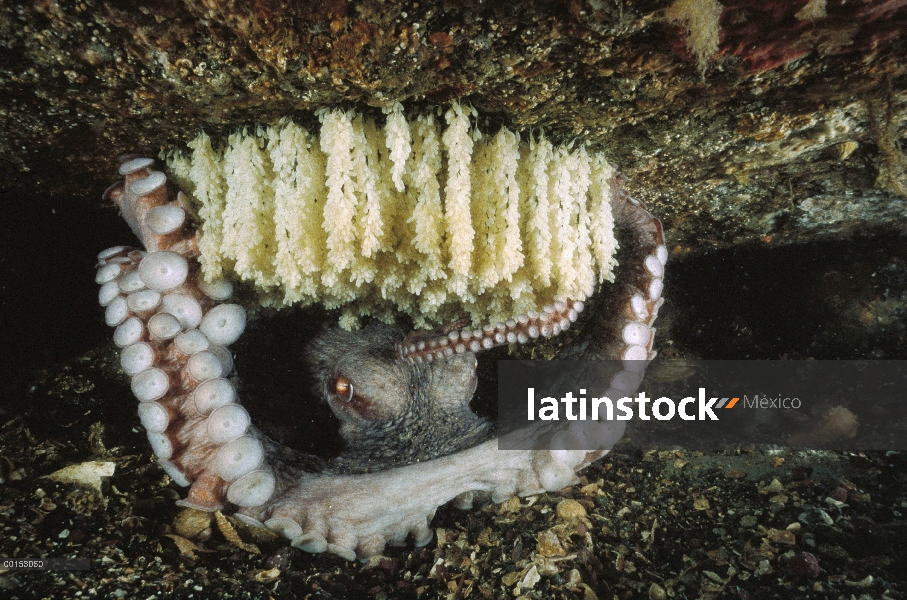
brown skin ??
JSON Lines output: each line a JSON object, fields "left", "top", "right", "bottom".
{"left": 306, "top": 323, "right": 493, "bottom": 474}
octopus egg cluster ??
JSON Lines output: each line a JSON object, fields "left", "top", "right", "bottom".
{"left": 165, "top": 103, "right": 620, "bottom": 330}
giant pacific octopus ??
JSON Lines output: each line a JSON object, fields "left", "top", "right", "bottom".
{"left": 94, "top": 146, "right": 666, "bottom": 560}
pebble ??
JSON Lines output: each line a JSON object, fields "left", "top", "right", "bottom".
{"left": 649, "top": 582, "right": 667, "bottom": 600}
{"left": 740, "top": 515, "right": 758, "bottom": 527}
{"left": 536, "top": 530, "right": 565, "bottom": 556}
{"left": 556, "top": 499, "right": 586, "bottom": 521}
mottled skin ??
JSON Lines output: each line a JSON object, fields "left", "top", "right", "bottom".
{"left": 308, "top": 324, "right": 492, "bottom": 473}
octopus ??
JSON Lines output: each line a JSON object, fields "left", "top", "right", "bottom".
{"left": 95, "top": 152, "right": 666, "bottom": 561}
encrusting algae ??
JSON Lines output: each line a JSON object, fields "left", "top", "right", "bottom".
{"left": 165, "top": 104, "right": 619, "bottom": 329}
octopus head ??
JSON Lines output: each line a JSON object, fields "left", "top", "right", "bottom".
{"left": 306, "top": 323, "right": 490, "bottom": 472}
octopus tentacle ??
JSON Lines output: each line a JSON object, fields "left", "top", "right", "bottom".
{"left": 96, "top": 157, "right": 666, "bottom": 560}
{"left": 99, "top": 159, "right": 267, "bottom": 513}
{"left": 237, "top": 436, "right": 589, "bottom": 559}
{"left": 579, "top": 177, "right": 666, "bottom": 365}
{"left": 395, "top": 299, "right": 586, "bottom": 362}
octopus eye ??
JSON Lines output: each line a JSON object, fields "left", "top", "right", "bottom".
{"left": 331, "top": 376, "right": 354, "bottom": 402}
